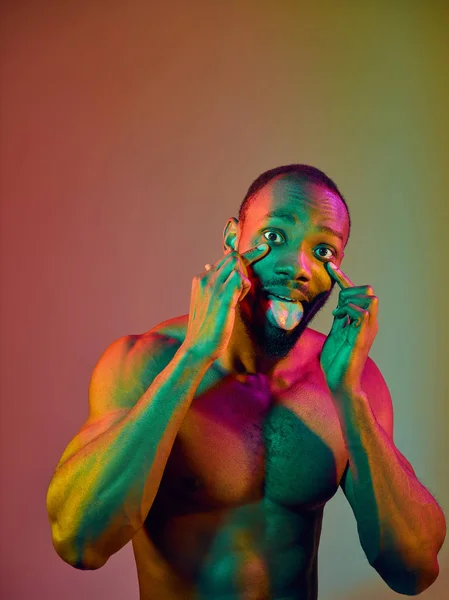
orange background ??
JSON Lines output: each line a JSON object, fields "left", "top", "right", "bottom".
{"left": 1, "top": 1, "right": 448, "bottom": 598}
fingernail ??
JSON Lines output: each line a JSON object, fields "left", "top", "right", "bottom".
{"left": 257, "top": 243, "right": 268, "bottom": 250}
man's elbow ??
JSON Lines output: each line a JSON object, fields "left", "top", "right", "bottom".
{"left": 54, "top": 543, "right": 109, "bottom": 571}
{"left": 372, "top": 549, "right": 440, "bottom": 595}
{"left": 51, "top": 525, "right": 109, "bottom": 570}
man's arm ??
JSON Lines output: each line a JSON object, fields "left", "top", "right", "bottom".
{"left": 339, "top": 357, "right": 446, "bottom": 595}
{"left": 47, "top": 243, "right": 270, "bottom": 571}
{"left": 46, "top": 333, "right": 213, "bottom": 570}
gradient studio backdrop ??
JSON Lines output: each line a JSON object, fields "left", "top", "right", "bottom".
{"left": 1, "top": 1, "right": 448, "bottom": 599}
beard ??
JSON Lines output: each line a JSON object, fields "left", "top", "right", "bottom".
{"left": 237, "top": 282, "right": 336, "bottom": 359}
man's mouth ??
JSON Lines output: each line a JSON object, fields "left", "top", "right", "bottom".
{"left": 263, "top": 286, "right": 308, "bottom": 303}
{"left": 267, "top": 293, "right": 301, "bottom": 303}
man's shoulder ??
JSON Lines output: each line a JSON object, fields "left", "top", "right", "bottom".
{"left": 133, "top": 315, "right": 186, "bottom": 364}
{"left": 88, "top": 319, "right": 187, "bottom": 414}
{"left": 129, "top": 315, "right": 189, "bottom": 371}
{"left": 298, "top": 326, "right": 327, "bottom": 359}
{"left": 304, "top": 326, "right": 327, "bottom": 344}
{"left": 147, "top": 314, "right": 189, "bottom": 343}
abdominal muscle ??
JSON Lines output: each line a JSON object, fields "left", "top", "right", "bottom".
{"left": 132, "top": 496, "right": 322, "bottom": 600}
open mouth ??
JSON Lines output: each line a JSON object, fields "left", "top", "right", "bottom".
{"left": 267, "top": 293, "right": 301, "bottom": 303}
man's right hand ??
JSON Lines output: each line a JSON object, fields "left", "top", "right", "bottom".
{"left": 183, "top": 243, "right": 270, "bottom": 361}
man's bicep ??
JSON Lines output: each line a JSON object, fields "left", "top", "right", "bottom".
{"left": 339, "top": 356, "right": 392, "bottom": 508}
{"left": 361, "top": 356, "right": 394, "bottom": 438}
{"left": 362, "top": 357, "right": 417, "bottom": 477}
{"left": 87, "top": 331, "right": 177, "bottom": 415}
{"left": 340, "top": 357, "right": 417, "bottom": 498}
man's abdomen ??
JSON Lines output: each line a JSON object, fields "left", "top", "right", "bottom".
{"left": 132, "top": 498, "right": 323, "bottom": 599}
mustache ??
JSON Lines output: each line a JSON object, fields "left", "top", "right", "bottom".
{"left": 253, "top": 279, "right": 336, "bottom": 306}
{"left": 260, "top": 282, "right": 311, "bottom": 303}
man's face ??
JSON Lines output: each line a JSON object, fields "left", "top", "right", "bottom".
{"left": 226, "top": 176, "right": 350, "bottom": 358}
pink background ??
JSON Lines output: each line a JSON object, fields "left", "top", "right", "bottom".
{"left": 1, "top": 1, "right": 448, "bottom": 598}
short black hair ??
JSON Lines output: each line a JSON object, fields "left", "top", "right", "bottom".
{"left": 238, "top": 164, "right": 351, "bottom": 242}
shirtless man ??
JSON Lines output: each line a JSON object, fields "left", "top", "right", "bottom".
{"left": 47, "top": 164, "right": 446, "bottom": 599}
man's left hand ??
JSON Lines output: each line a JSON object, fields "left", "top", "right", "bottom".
{"left": 320, "top": 262, "right": 379, "bottom": 399}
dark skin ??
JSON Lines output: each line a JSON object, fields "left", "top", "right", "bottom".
{"left": 134, "top": 176, "right": 444, "bottom": 598}
{"left": 49, "top": 174, "right": 445, "bottom": 598}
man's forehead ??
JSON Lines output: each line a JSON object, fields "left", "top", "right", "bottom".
{"left": 248, "top": 176, "right": 347, "bottom": 224}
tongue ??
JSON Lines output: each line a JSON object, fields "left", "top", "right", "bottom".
{"left": 266, "top": 297, "right": 304, "bottom": 330}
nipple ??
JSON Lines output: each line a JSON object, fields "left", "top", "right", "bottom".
{"left": 266, "top": 297, "right": 304, "bottom": 330}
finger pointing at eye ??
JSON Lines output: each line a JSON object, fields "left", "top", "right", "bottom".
{"left": 324, "top": 261, "right": 354, "bottom": 289}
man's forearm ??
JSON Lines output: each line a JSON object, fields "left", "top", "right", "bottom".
{"left": 336, "top": 391, "right": 445, "bottom": 591}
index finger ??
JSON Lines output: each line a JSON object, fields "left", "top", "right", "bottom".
{"left": 240, "top": 243, "right": 271, "bottom": 267}
{"left": 325, "top": 261, "right": 354, "bottom": 289}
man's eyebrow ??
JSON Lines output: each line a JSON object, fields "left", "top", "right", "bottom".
{"left": 264, "top": 210, "right": 298, "bottom": 224}
{"left": 316, "top": 225, "right": 345, "bottom": 243}
{"left": 263, "top": 211, "right": 344, "bottom": 242}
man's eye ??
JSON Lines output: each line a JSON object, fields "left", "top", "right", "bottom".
{"left": 314, "top": 247, "right": 335, "bottom": 261}
{"left": 263, "top": 230, "right": 285, "bottom": 244}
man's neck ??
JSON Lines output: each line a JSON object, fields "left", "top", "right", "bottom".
{"left": 214, "top": 306, "right": 307, "bottom": 379}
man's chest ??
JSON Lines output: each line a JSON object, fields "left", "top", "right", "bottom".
{"left": 158, "top": 367, "right": 349, "bottom": 512}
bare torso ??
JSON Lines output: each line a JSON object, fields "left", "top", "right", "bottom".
{"left": 131, "top": 315, "right": 349, "bottom": 599}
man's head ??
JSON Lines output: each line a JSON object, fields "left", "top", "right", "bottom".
{"left": 237, "top": 164, "right": 351, "bottom": 238}
{"left": 223, "top": 164, "right": 351, "bottom": 358}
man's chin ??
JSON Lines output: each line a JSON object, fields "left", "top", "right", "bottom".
{"left": 238, "top": 301, "right": 307, "bottom": 358}
{"left": 238, "top": 289, "right": 333, "bottom": 356}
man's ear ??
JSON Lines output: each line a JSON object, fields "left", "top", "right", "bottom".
{"left": 223, "top": 217, "right": 239, "bottom": 253}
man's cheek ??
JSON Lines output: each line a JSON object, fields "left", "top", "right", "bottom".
{"left": 248, "top": 265, "right": 266, "bottom": 289}
{"left": 306, "top": 289, "right": 333, "bottom": 316}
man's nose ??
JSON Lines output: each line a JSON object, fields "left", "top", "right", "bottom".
{"left": 279, "top": 249, "right": 313, "bottom": 282}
